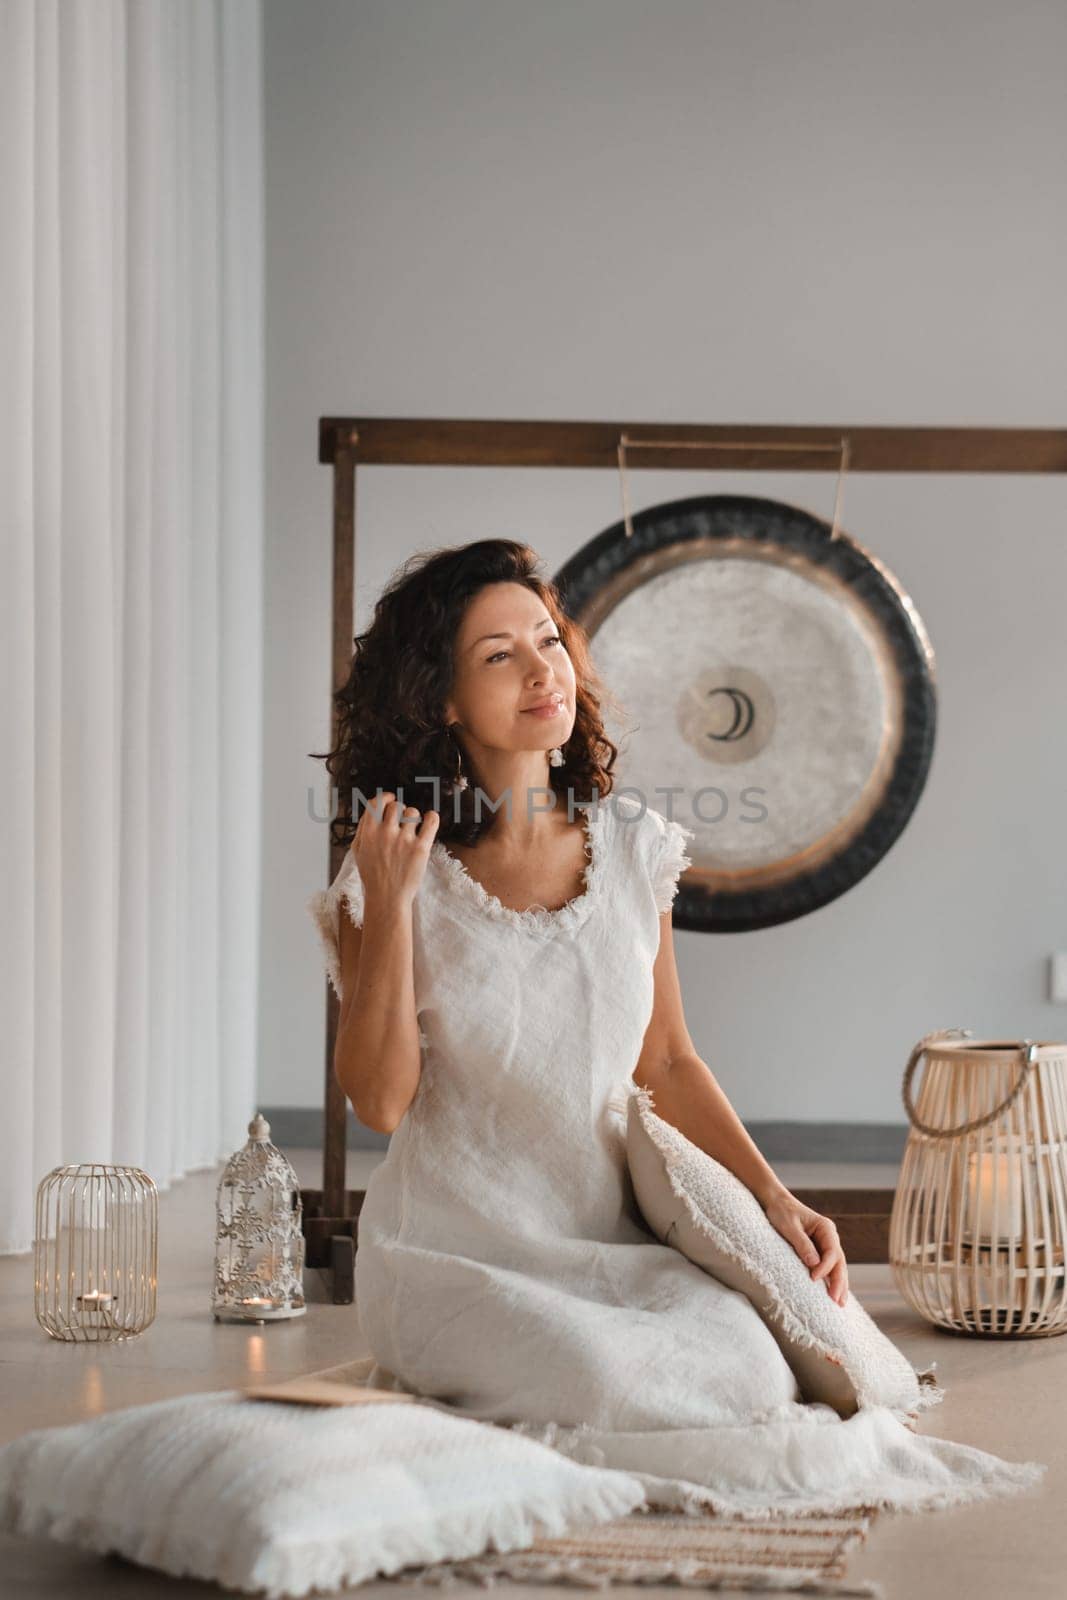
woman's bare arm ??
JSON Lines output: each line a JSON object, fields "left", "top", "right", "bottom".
{"left": 335, "top": 900, "right": 421, "bottom": 1133}
{"left": 332, "top": 794, "right": 438, "bottom": 1134}
{"left": 633, "top": 910, "right": 786, "bottom": 1205}
{"left": 632, "top": 910, "right": 849, "bottom": 1305}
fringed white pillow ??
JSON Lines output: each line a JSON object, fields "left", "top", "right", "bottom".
{"left": 0, "top": 1389, "right": 646, "bottom": 1599}
{"left": 626, "top": 1085, "right": 944, "bottom": 1423}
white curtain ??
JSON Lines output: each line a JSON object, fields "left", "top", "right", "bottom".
{"left": 0, "top": 0, "right": 264, "bottom": 1254}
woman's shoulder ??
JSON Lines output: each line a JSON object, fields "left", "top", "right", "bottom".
{"left": 598, "top": 792, "right": 694, "bottom": 912}
{"left": 306, "top": 838, "right": 365, "bottom": 993}
{"left": 598, "top": 791, "right": 692, "bottom": 844}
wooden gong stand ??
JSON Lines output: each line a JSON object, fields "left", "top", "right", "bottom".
{"left": 305, "top": 418, "right": 1067, "bottom": 1302}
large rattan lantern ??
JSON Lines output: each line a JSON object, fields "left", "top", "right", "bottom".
{"left": 889, "top": 1029, "right": 1067, "bottom": 1338}
{"left": 213, "top": 1115, "right": 306, "bottom": 1323}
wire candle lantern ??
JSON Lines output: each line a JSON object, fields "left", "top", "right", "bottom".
{"left": 34, "top": 1165, "right": 158, "bottom": 1342}
{"left": 213, "top": 1114, "right": 306, "bottom": 1323}
{"left": 889, "top": 1030, "right": 1067, "bottom": 1338}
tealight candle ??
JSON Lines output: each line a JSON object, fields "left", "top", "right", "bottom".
{"left": 76, "top": 1290, "right": 114, "bottom": 1312}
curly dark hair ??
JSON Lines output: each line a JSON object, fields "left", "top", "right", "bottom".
{"left": 308, "top": 539, "right": 622, "bottom": 851}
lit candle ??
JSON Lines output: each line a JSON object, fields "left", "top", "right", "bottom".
{"left": 239, "top": 1296, "right": 274, "bottom": 1312}
{"left": 965, "top": 1148, "right": 1023, "bottom": 1246}
{"left": 76, "top": 1290, "right": 114, "bottom": 1313}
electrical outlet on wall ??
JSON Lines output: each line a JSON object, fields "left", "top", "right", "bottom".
{"left": 1050, "top": 954, "right": 1067, "bottom": 1003}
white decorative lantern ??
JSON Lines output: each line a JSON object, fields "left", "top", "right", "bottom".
{"left": 890, "top": 1030, "right": 1067, "bottom": 1338}
{"left": 34, "top": 1164, "right": 158, "bottom": 1342}
{"left": 213, "top": 1115, "right": 306, "bottom": 1323}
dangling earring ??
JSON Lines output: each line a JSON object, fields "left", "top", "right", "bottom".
{"left": 548, "top": 746, "right": 564, "bottom": 767}
{"left": 448, "top": 725, "right": 468, "bottom": 791}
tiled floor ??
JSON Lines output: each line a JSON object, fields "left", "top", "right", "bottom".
{"left": 1, "top": 1150, "right": 1063, "bottom": 1597}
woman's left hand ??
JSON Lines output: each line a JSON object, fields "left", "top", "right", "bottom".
{"left": 761, "top": 1190, "right": 849, "bottom": 1307}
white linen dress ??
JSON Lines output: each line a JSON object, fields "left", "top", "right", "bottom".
{"left": 308, "top": 792, "right": 1045, "bottom": 1518}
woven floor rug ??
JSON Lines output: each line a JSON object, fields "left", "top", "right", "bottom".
{"left": 389, "top": 1504, "right": 883, "bottom": 1595}
{"left": 274, "top": 1359, "right": 883, "bottom": 1596}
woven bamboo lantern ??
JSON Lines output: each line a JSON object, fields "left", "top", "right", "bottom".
{"left": 890, "top": 1028, "right": 1067, "bottom": 1338}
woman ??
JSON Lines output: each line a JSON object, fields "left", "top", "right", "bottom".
{"left": 309, "top": 539, "right": 1043, "bottom": 1516}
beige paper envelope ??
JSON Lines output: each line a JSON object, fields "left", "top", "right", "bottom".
{"left": 244, "top": 1372, "right": 420, "bottom": 1408}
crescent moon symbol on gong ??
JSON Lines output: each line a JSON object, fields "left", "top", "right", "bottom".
{"left": 679, "top": 665, "right": 776, "bottom": 765}
{"left": 707, "top": 686, "right": 754, "bottom": 742}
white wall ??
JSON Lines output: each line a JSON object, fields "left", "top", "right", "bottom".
{"left": 260, "top": 0, "right": 1067, "bottom": 1121}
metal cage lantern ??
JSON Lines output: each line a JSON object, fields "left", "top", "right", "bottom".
{"left": 213, "top": 1114, "right": 306, "bottom": 1322}
{"left": 34, "top": 1164, "right": 158, "bottom": 1341}
{"left": 889, "top": 1029, "right": 1067, "bottom": 1338}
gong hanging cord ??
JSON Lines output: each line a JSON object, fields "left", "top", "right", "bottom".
{"left": 616, "top": 434, "right": 851, "bottom": 543}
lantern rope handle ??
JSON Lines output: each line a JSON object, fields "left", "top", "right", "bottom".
{"left": 902, "top": 1028, "right": 1038, "bottom": 1139}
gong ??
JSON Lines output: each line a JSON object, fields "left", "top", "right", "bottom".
{"left": 554, "top": 495, "right": 936, "bottom": 932}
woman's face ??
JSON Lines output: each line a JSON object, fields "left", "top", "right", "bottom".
{"left": 444, "top": 582, "right": 577, "bottom": 756}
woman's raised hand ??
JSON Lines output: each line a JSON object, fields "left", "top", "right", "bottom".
{"left": 352, "top": 792, "right": 439, "bottom": 911}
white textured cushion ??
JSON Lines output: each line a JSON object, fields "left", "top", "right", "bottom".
{"left": 626, "top": 1087, "right": 939, "bottom": 1421}
{"left": 0, "top": 1387, "right": 646, "bottom": 1598}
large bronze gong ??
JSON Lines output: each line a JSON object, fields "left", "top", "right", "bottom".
{"left": 554, "top": 495, "right": 936, "bottom": 932}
